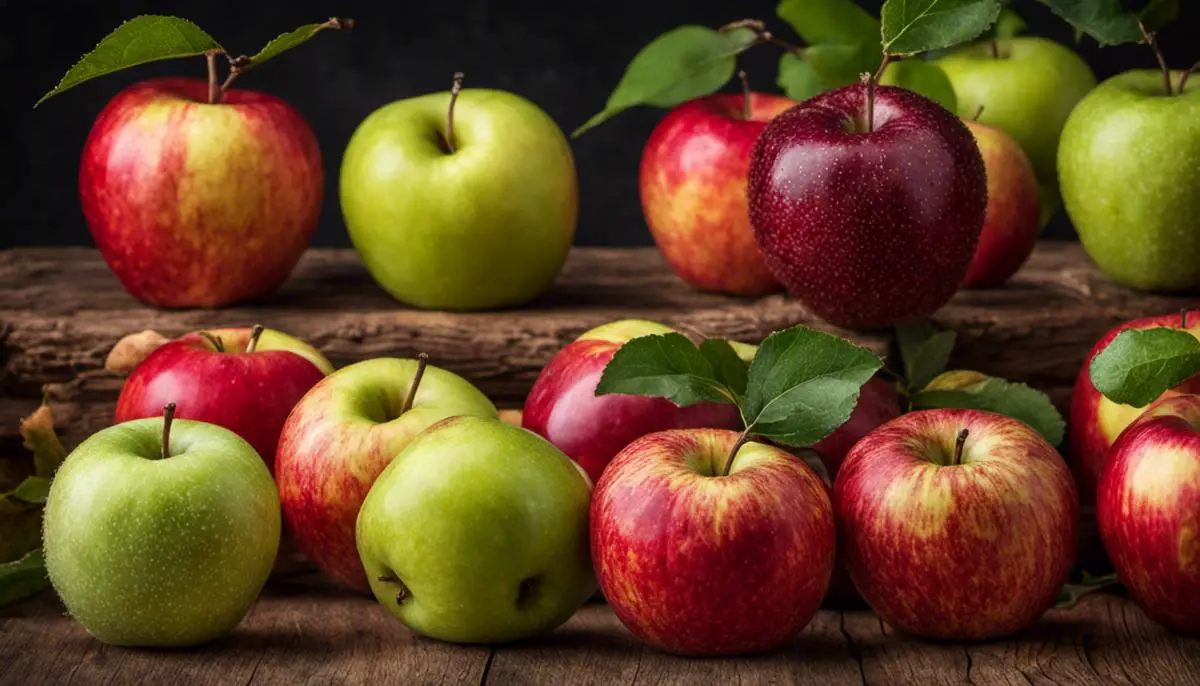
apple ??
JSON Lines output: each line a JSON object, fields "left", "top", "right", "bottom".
{"left": 810, "top": 376, "right": 902, "bottom": 477}
{"left": 591, "top": 428, "right": 835, "bottom": 655}
{"left": 936, "top": 37, "right": 1097, "bottom": 226}
{"left": 1058, "top": 70, "right": 1200, "bottom": 292}
{"left": 43, "top": 406, "right": 280, "bottom": 647}
{"left": 340, "top": 77, "right": 577, "bottom": 310}
{"left": 834, "top": 409, "right": 1078, "bottom": 640}
{"left": 522, "top": 319, "right": 742, "bottom": 484}
{"left": 115, "top": 325, "right": 332, "bottom": 467}
{"left": 960, "top": 120, "right": 1040, "bottom": 288}
{"left": 1098, "top": 394, "right": 1200, "bottom": 634}
{"left": 276, "top": 356, "right": 498, "bottom": 593}
{"left": 639, "top": 92, "right": 792, "bottom": 296}
{"left": 357, "top": 415, "right": 594, "bottom": 643}
{"left": 1068, "top": 310, "right": 1200, "bottom": 502}
{"left": 80, "top": 78, "right": 322, "bottom": 308}
{"left": 747, "top": 84, "right": 986, "bottom": 330}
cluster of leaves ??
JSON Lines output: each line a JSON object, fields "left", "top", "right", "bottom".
{"left": 1089, "top": 318, "right": 1200, "bottom": 407}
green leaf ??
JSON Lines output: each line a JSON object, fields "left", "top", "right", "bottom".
{"left": 0, "top": 550, "right": 50, "bottom": 608}
{"left": 895, "top": 322, "right": 957, "bottom": 392}
{"left": 596, "top": 333, "right": 738, "bottom": 408}
{"left": 806, "top": 42, "right": 877, "bottom": 89}
{"left": 37, "top": 16, "right": 222, "bottom": 107}
{"left": 243, "top": 17, "right": 352, "bottom": 70}
{"left": 778, "top": 53, "right": 831, "bottom": 101}
{"left": 993, "top": 7, "right": 1028, "bottom": 38}
{"left": 1035, "top": 0, "right": 1177, "bottom": 45}
{"left": 879, "top": 59, "right": 958, "bottom": 111}
{"left": 573, "top": 26, "right": 758, "bottom": 137}
{"left": 3, "top": 477, "right": 49, "bottom": 506}
{"left": 743, "top": 327, "right": 884, "bottom": 448}
{"left": 777, "top": 0, "right": 881, "bottom": 47}
{"left": 881, "top": 0, "right": 1002, "bottom": 56}
{"left": 910, "top": 377, "right": 1066, "bottom": 446}
{"left": 1054, "top": 571, "right": 1119, "bottom": 608}
{"left": 20, "top": 405, "right": 68, "bottom": 478}
{"left": 700, "top": 340, "right": 750, "bottom": 400}
{"left": 1089, "top": 327, "right": 1200, "bottom": 407}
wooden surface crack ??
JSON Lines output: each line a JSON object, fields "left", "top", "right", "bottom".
{"left": 839, "top": 611, "right": 868, "bottom": 686}
{"left": 478, "top": 646, "right": 496, "bottom": 686}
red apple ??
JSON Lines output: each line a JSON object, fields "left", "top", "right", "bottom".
{"left": 640, "top": 93, "right": 793, "bottom": 296}
{"left": 1098, "top": 394, "right": 1200, "bottom": 634}
{"left": 747, "top": 85, "right": 986, "bottom": 330}
{"left": 811, "top": 376, "right": 902, "bottom": 477}
{"left": 275, "top": 357, "right": 498, "bottom": 592}
{"left": 522, "top": 319, "right": 742, "bottom": 484}
{"left": 1068, "top": 310, "right": 1200, "bottom": 502}
{"left": 80, "top": 77, "right": 323, "bottom": 308}
{"left": 590, "top": 429, "right": 835, "bottom": 655}
{"left": 960, "top": 120, "right": 1041, "bottom": 288}
{"left": 834, "top": 409, "right": 1078, "bottom": 640}
{"left": 115, "top": 326, "right": 333, "bottom": 466}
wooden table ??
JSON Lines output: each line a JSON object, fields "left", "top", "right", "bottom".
{"left": 2, "top": 243, "right": 1198, "bottom": 684}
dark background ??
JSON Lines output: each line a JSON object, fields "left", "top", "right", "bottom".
{"left": 3, "top": 0, "right": 1197, "bottom": 249}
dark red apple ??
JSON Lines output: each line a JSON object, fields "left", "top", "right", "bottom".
{"left": 811, "top": 376, "right": 902, "bottom": 476}
{"left": 81, "top": 77, "right": 323, "bottom": 308}
{"left": 747, "top": 84, "right": 987, "bottom": 330}
{"left": 640, "top": 93, "right": 793, "bottom": 296}
{"left": 522, "top": 319, "right": 741, "bottom": 484}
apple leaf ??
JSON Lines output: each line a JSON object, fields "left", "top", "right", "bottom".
{"left": 2, "top": 477, "right": 49, "bottom": 506}
{"left": 895, "top": 322, "right": 957, "bottom": 393}
{"left": 699, "top": 340, "right": 749, "bottom": 399}
{"left": 1089, "top": 327, "right": 1200, "bottom": 407}
{"left": 241, "top": 17, "right": 352, "bottom": 71}
{"left": 595, "top": 333, "right": 739, "bottom": 407}
{"left": 742, "top": 327, "right": 884, "bottom": 448}
{"left": 1054, "top": 571, "right": 1119, "bottom": 608}
{"left": 36, "top": 16, "right": 222, "bottom": 107}
{"left": 993, "top": 6, "right": 1028, "bottom": 38}
{"left": 572, "top": 25, "right": 759, "bottom": 137}
{"left": 778, "top": 53, "right": 830, "bottom": 101}
{"left": 19, "top": 404, "right": 68, "bottom": 478}
{"left": 878, "top": 59, "right": 958, "bottom": 110}
{"left": 777, "top": 0, "right": 881, "bottom": 47}
{"left": 0, "top": 550, "right": 50, "bottom": 608}
{"left": 910, "top": 376, "right": 1066, "bottom": 446}
{"left": 881, "top": 0, "right": 1002, "bottom": 57}
{"left": 1034, "top": 0, "right": 1177, "bottom": 45}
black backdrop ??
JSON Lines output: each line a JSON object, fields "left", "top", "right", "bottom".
{"left": 3, "top": 0, "right": 1197, "bottom": 249}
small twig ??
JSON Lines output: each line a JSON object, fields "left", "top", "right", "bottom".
{"left": 719, "top": 18, "right": 805, "bottom": 56}
{"left": 1138, "top": 21, "right": 1173, "bottom": 96}
{"left": 206, "top": 52, "right": 219, "bottom": 104}
{"left": 738, "top": 70, "right": 751, "bottom": 120}
{"left": 1179, "top": 60, "right": 1200, "bottom": 94}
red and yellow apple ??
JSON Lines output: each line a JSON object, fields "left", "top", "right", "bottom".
{"left": 81, "top": 77, "right": 323, "bottom": 308}
{"left": 640, "top": 93, "right": 793, "bottom": 296}
{"left": 522, "top": 319, "right": 741, "bottom": 484}
{"left": 1098, "top": 394, "right": 1200, "bottom": 634}
{"left": 1069, "top": 310, "right": 1200, "bottom": 502}
{"left": 960, "top": 120, "right": 1041, "bottom": 289}
{"left": 834, "top": 409, "right": 1078, "bottom": 640}
{"left": 590, "top": 429, "right": 835, "bottom": 656}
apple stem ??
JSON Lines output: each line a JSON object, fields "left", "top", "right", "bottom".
{"left": 1182, "top": 309, "right": 1190, "bottom": 329}
{"left": 738, "top": 70, "right": 752, "bottom": 120}
{"left": 162, "top": 402, "right": 177, "bottom": 459}
{"left": 444, "top": 72, "right": 465, "bottom": 154}
{"left": 989, "top": 40, "right": 999, "bottom": 59}
{"left": 1179, "top": 61, "right": 1200, "bottom": 94}
{"left": 245, "top": 325, "right": 266, "bottom": 354}
{"left": 206, "top": 52, "right": 219, "bottom": 104}
{"left": 860, "top": 54, "right": 890, "bottom": 133}
{"left": 1138, "top": 22, "right": 1173, "bottom": 96}
{"left": 400, "top": 353, "right": 430, "bottom": 415}
{"left": 952, "top": 428, "right": 969, "bottom": 466}
{"left": 721, "top": 431, "right": 752, "bottom": 477}
{"left": 377, "top": 573, "right": 411, "bottom": 604}
{"left": 973, "top": 105, "right": 985, "bottom": 121}
{"left": 198, "top": 331, "right": 225, "bottom": 353}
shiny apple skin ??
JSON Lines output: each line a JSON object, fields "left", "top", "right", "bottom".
{"left": 747, "top": 85, "right": 986, "bottom": 330}
{"left": 640, "top": 93, "right": 793, "bottom": 296}
{"left": 1098, "top": 395, "right": 1200, "bottom": 634}
{"left": 522, "top": 339, "right": 741, "bottom": 485}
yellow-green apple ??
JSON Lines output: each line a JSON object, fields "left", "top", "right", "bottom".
{"left": 115, "top": 325, "right": 332, "bottom": 468}
{"left": 1058, "top": 70, "right": 1200, "bottom": 291}
{"left": 834, "top": 409, "right": 1077, "bottom": 640}
{"left": 1097, "top": 394, "right": 1200, "bottom": 634}
{"left": 340, "top": 80, "right": 577, "bottom": 310}
{"left": 590, "top": 429, "right": 835, "bottom": 655}
{"left": 43, "top": 408, "right": 280, "bottom": 647}
{"left": 522, "top": 319, "right": 741, "bottom": 484}
{"left": 1069, "top": 310, "right": 1200, "bottom": 502}
{"left": 275, "top": 357, "right": 497, "bottom": 592}
{"left": 748, "top": 85, "right": 986, "bottom": 330}
{"left": 936, "top": 37, "right": 1097, "bottom": 226}
{"left": 960, "top": 120, "right": 1040, "bottom": 288}
{"left": 81, "top": 78, "right": 323, "bottom": 308}
{"left": 356, "top": 416, "right": 594, "bottom": 643}
{"left": 639, "top": 93, "right": 792, "bottom": 296}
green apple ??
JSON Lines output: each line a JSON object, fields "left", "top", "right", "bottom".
{"left": 937, "top": 37, "right": 1096, "bottom": 225}
{"left": 43, "top": 409, "right": 280, "bottom": 647}
{"left": 356, "top": 415, "right": 595, "bottom": 643}
{"left": 1058, "top": 70, "right": 1200, "bottom": 291}
{"left": 340, "top": 80, "right": 578, "bottom": 311}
